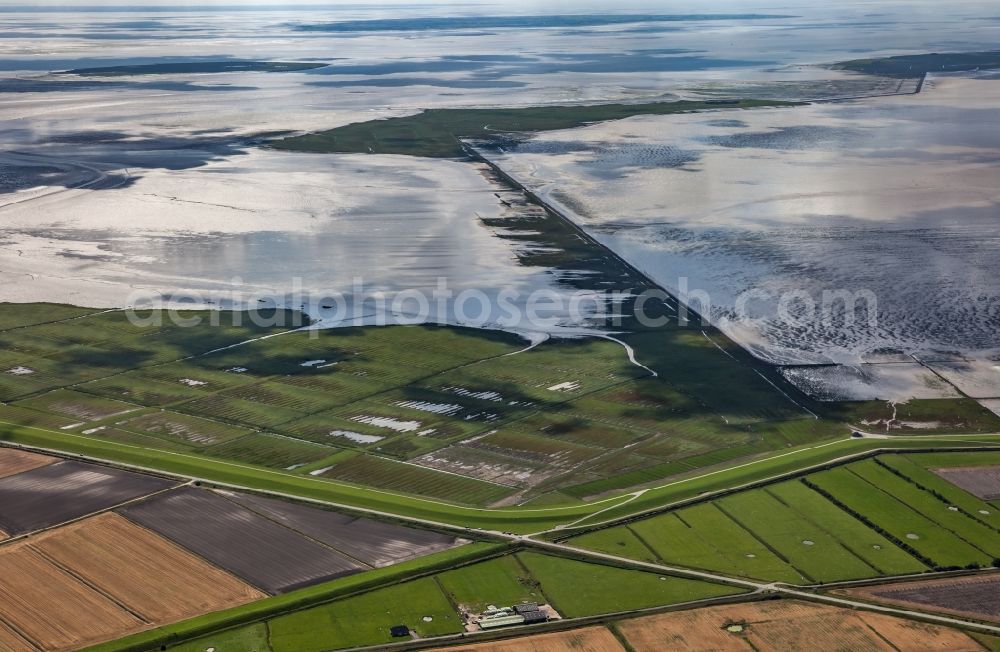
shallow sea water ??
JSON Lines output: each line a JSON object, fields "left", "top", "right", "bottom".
{"left": 488, "top": 75, "right": 1000, "bottom": 397}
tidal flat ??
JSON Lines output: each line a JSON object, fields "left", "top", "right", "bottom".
{"left": 484, "top": 74, "right": 1000, "bottom": 398}
{"left": 3, "top": 2, "right": 1000, "bottom": 400}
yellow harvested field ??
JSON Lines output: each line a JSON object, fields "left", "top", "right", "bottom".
{"left": 0, "top": 544, "right": 143, "bottom": 651}
{"left": 428, "top": 626, "right": 625, "bottom": 652}
{"left": 860, "top": 612, "right": 985, "bottom": 651}
{"left": 32, "top": 513, "right": 266, "bottom": 625}
{"left": 0, "top": 513, "right": 264, "bottom": 651}
{"left": 0, "top": 448, "right": 54, "bottom": 479}
{"left": 617, "top": 600, "right": 984, "bottom": 652}
{"left": 744, "top": 602, "right": 891, "bottom": 651}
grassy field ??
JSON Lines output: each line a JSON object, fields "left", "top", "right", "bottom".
{"left": 906, "top": 450, "right": 1000, "bottom": 469}
{"left": 1, "top": 303, "right": 998, "bottom": 531}
{"left": 200, "top": 434, "right": 339, "bottom": 470}
{"left": 317, "top": 454, "right": 513, "bottom": 505}
{"left": 885, "top": 455, "right": 998, "bottom": 527}
{"left": 2, "top": 301, "right": 990, "bottom": 651}
{"left": 0, "top": 403, "right": 83, "bottom": 430}
{"left": 0, "top": 302, "right": 862, "bottom": 520}
{"left": 765, "top": 481, "right": 927, "bottom": 576}
{"left": 515, "top": 552, "right": 744, "bottom": 618}
{"left": 168, "top": 622, "right": 272, "bottom": 652}
{"left": 268, "top": 577, "right": 462, "bottom": 651}
{"left": 99, "top": 547, "right": 743, "bottom": 652}
{"left": 808, "top": 467, "right": 993, "bottom": 568}
{"left": 847, "top": 460, "right": 1000, "bottom": 554}
{"left": 271, "top": 99, "right": 798, "bottom": 158}
{"left": 973, "top": 633, "right": 1000, "bottom": 651}
{"left": 0, "top": 302, "right": 95, "bottom": 330}
{"left": 436, "top": 555, "right": 543, "bottom": 612}
{"left": 570, "top": 526, "right": 660, "bottom": 565}
{"left": 627, "top": 503, "right": 804, "bottom": 583}
{"left": 563, "top": 436, "right": 1000, "bottom": 528}
{"left": 716, "top": 490, "right": 880, "bottom": 582}
{"left": 571, "top": 450, "right": 1000, "bottom": 581}
{"left": 116, "top": 410, "right": 253, "bottom": 447}
{"left": 12, "top": 389, "right": 140, "bottom": 421}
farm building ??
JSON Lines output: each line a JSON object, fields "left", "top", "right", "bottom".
{"left": 520, "top": 610, "right": 548, "bottom": 624}
{"left": 479, "top": 614, "right": 525, "bottom": 629}
{"left": 477, "top": 602, "right": 551, "bottom": 630}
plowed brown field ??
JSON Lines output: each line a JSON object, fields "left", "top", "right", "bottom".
{"left": 0, "top": 448, "right": 54, "bottom": 479}
{"left": 0, "top": 620, "right": 35, "bottom": 652}
{"left": 617, "top": 600, "right": 984, "bottom": 652}
{"left": 844, "top": 574, "right": 1000, "bottom": 623}
{"left": 933, "top": 466, "right": 1000, "bottom": 500}
{"left": 0, "top": 544, "right": 142, "bottom": 651}
{"left": 428, "top": 626, "right": 625, "bottom": 652}
{"left": 32, "top": 513, "right": 266, "bottom": 624}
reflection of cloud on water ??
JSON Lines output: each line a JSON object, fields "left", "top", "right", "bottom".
{"left": 509, "top": 139, "right": 704, "bottom": 178}
{"left": 0, "top": 149, "right": 610, "bottom": 337}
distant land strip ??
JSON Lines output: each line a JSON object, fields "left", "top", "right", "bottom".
{"left": 292, "top": 14, "right": 799, "bottom": 33}
{"left": 60, "top": 61, "right": 328, "bottom": 76}
{"left": 831, "top": 50, "right": 1000, "bottom": 78}
{"left": 271, "top": 99, "right": 800, "bottom": 158}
